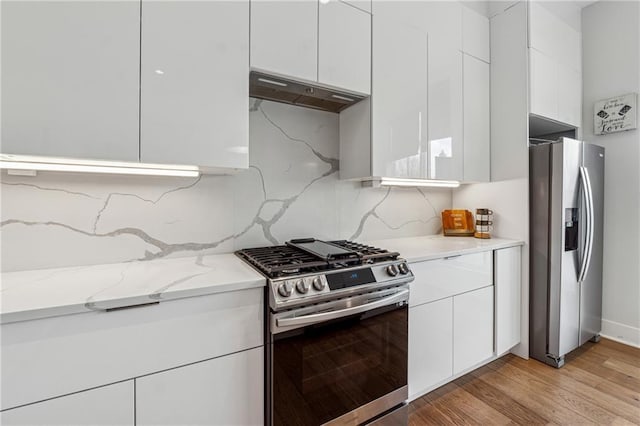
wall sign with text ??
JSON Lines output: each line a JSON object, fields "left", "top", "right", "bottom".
{"left": 594, "top": 93, "right": 637, "bottom": 135}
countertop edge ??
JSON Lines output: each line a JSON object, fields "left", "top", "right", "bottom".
{"left": 404, "top": 240, "right": 525, "bottom": 263}
{"left": 0, "top": 277, "right": 266, "bottom": 325}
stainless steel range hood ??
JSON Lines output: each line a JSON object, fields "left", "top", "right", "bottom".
{"left": 249, "top": 70, "right": 367, "bottom": 113}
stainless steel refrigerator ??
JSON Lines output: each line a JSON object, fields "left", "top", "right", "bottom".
{"left": 530, "top": 138, "right": 605, "bottom": 368}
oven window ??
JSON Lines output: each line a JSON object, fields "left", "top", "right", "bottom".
{"left": 271, "top": 304, "right": 408, "bottom": 425}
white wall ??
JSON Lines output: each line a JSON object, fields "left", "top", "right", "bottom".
{"left": 582, "top": 1, "right": 640, "bottom": 347}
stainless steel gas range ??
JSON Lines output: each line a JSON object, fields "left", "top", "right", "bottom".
{"left": 236, "top": 238, "right": 414, "bottom": 426}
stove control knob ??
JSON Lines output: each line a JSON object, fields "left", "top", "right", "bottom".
{"left": 398, "top": 262, "right": 410, "bottom": 275}
{"left": 386, "top": 264, "right": 399, "bottom": 277}
{"left": 278, "top": 282, "right": 293, "bottom": 298}
{"left": 296, "top": 279, "right": 310, "bottom": 294}
{"left": 312, "top": 276, "right": 325, "bottom": 291}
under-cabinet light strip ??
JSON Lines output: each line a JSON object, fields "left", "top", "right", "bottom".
{"left": 0, "top": 161, "right": 200, "bottom": 177}
{"left": 377, "top": 178, "right": 460, "bottom": 188}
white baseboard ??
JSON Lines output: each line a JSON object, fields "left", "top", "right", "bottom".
{"left": 601, "top": 319, "right": 640, "bottom": 348}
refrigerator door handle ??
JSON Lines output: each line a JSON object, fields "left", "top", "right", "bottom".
{"left": 578, "top": 166, "right": 595, "bottom": 283}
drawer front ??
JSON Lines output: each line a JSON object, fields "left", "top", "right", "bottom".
{"left": 1, "top": 288, "right": 263, "bottom": 410}
{"left": 1, "top": 381, "right": 134, "bottom": 426}
{"left": 136, "top": 347, "right": 263, "bottom": 426}
{"left": 408, "top": 298, "right": 453, "bottom": 398}
{"left": 409, "top": 251, "right": 493, "bottom": 306}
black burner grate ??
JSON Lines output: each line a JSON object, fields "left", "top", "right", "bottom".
{"left": 235, "top": 240, "right": 399, "bottom": 279}
{"left": 330, "top": 240, "right": 399, "bottom": 263}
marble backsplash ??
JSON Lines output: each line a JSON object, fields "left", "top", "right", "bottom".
{"left": 0, "top": 99, "right": 451, "bottom": 272}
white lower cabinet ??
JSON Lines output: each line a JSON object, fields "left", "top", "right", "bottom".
{"left": 136, "top": 347, "right": 263, "bottom": 426}
{"left": 0, "top": 381, "right": 134, "bottom": 426}
{"left": 408, "top": 298, "right": 453, "bottom": 398}
{"left": 409, "top": 286, "right": 494, "bottom": 398}
{"left": 495, "top": 246, "right": 522, "bottom": 355}
{"left": 453, "top": 286, "right": 495, "bottom": 374}
{"left": 408, "top": 246, "right": 521, "bottom": 400}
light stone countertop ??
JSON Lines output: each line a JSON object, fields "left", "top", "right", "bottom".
{"left": 0, "top": 253, "right": 266, "bottom": 324}
{"left": 367, "top": 234, "right": 524, "bottom": 263}
{"left": 1, "top": 235, "right": 523, "bottom": 325}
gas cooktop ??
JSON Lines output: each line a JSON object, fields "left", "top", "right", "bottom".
{"left": 235, "top": 238, "right": 400, "bottom": 279}
{"left": 236, "top": 238, "right": 413, "bottom": 311}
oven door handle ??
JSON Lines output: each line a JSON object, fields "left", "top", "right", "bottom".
{"left": 275, "top": 289, "right": 409, "bottom": 329}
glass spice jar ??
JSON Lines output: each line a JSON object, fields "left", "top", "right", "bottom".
{"left": 474, "top": 208, "right": 493, "bottom": 239}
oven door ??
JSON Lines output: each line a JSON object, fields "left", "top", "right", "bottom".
{"left": 267, "top": 287, "right": 409, "bottom": 426}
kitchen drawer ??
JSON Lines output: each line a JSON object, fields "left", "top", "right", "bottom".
{"left": 136, "top": 347, "right": 263, "bottom": 426}
{"left": 1, "top": 288, "right": 263, "bottom": 411}
{"left": 453, "top": 286, "right": 494, "bottom": 374}
{"left": 409, "top": 251, "right": 493, "bottom": 306}
{"left": 1, "top": 381, "right": 134, "bottom": 426}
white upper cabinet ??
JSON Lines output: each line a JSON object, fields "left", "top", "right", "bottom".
{"left": 250, "top": 0, "right": 318, "bottom": 82}
{"left": 426, "top": 1, "right": 463, "bottom": 181}
{"left": 1, "top": 1, "right": 140, "bottom": 161}
{"left": 529, "top": 48, "right": 558, "bottom": 120}
{"left": 370, "top": 2, "right": 429, "bottom": 178}
{"left": 557, "top": 64, "right": 582, "bottom": 127}
{"left": 462, "top": 6, "right": 490, "bottom": 63}
{"left": 529, "top": 1, "right": 581, "bottom": 73}
{"left": 528, "top": 1, "right": 582, "bottom": 127}
{"left": 341, "top": 0, "right": 491, "bottom": 183}
{"left": 250, "top": 0, "right": 370, "bottom": 94}
{"left": 318, "top": 0, "right": 371, "bottom": 94}
{"left": 463, "top": 54, "right": 490, "bottom": 182}
{"left": 140, "top": 0, "right": 249, "bottom": 169}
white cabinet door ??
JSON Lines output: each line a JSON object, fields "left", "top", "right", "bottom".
{"left": 342, "top": 0, "right": 371, "bottom": 13}
{"left": 1, "top": 288, "right": 263, "bottom": 411}
{"left": 528, "top": 2, "right": 581, "bottom": 127}
{"left": 1, "top": 1, "right": 139, "bottom": 161}
{"left": 453, "top": 286, "right": 494, "bottom": 375}
{"left": 463, "top": 54, "right": 490, "bottom": 182}
{"left": 0, "top": 381, "right": 133, "bottom": 426}
{"left": 409, "top": 298, "right": 453, "bottom": 399}
{"left": 140, "top": 0, "right": 248, "bottom": 170}
{"left": 495, "top": 247, "right": 522, "bottom": 355}
{"left": 250, "top": 0, "right": 317, "bottom": 82}
{"left": 428, "top": 40, "right": 463, "bottom": 181}
{"left": 557, "top": 63, "right": 582, "bottom": 127}
{"left": 409, "top": 252, "right": 493, "bottom": 307}
{"left": 528, "top": 1, "right": 581, "bottom": 73}
{"left": 318, "top": 0, "right": 371, "bottom": 94}
{"left": 140, "top": 0, "right": 248, "bottom": 169}
{"left": 370, "top": 3, "right": 428, "bottom": 178}
{"left": 529, "top": 48, "right": 558, "bottom": 120}
{"left": 424, "top": 1, "right": 463, "bottom": 181}
{"left": 136, "top": 347, "right": 263, "bottom": 426}
{"left": 462, "top": 6, "right": 490, "bottom": 63}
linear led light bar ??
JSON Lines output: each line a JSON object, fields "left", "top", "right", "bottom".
{"left": 331, "top": 94, "right": 355, "bottom": 102}
{"left": 257, "top": 77, "right": 288, "bottom": 87}
{"left": 0, "top": 155, "right": 200, "bottom": 177}
{"left": 364, "top": 177, "right": 460, "bottom": 188}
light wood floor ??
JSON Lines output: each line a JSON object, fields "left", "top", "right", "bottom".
{"left": 408, "top": 338, "right": 640, "bottom": 425}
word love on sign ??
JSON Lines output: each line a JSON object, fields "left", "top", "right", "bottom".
{"left": 594, "top": 93, "right": 637, "bottom": 135}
